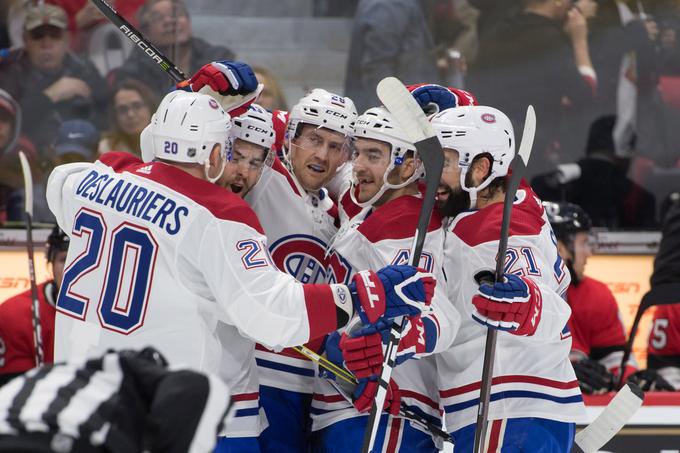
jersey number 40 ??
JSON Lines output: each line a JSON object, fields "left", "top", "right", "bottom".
{"left": 57, "top": 208, "right": 158, "bottom": 334}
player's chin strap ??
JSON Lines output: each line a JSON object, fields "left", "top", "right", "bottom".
{"left": 349, "top": 160, "right": 424, "bottom": 209}
{"left": 460, "top": 167, "right": 501, "bottom": 209}
{"left": 204, "top": 152, "right": 226, "bottom": 184}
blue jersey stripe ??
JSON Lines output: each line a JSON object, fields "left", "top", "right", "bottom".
{"left": 255, "top": 358, "right": 316, "bottom": 377}
{"left": 444, "top": 390, "right": 583, "bottom": 413}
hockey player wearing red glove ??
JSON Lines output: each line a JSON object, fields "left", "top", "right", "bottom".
{"left": 309, "top": 106, "right": 461, "bottom": 453}
{"left": 431, "top": 106, "right": 585, "bottom": 452}
{"left": 0, "top": 226, "right": 68, "bottom": 386}
{"left": 46, "top": 89, "right": 437, "bottom": 452}
{"left": 544, "top": 201, "right": 640, "bottom": 394}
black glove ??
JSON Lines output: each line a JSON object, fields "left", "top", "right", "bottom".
{"left": 627, "top": 369, "right": 675, "bottom": 392}
{"left": 572, "top": 358, "right": 614, "bottom": 394}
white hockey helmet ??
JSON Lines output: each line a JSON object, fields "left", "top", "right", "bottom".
{"left": 141, "top": 90, "right": 232, "bottom": 183}
{"left": 350, "top": 106, "right": 423, "bottom": 208}
{"left": 230, "top": 103, "right": 275, "bottom": 167}
{"left": 285, "top": 88, "right": 357, "bottom": 151}
{"left": 430, "top": 105, "right": 514, "bottom": 206}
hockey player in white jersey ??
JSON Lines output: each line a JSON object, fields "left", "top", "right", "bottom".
{"left": 431, "top": 106, "right": 586, "bottom": 452}
{"left": 46, "top": 88, "right": 436, "bottom": 452}
{"left": 243, "top": 89, "right": 357, "bottom": 452}
{"left": 311, "top": 107, "right": 461, "bottom": 452}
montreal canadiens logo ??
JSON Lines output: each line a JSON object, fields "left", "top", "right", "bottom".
{"left": 208, "top": 98, "right": 219, "bottom": 109}
{"left": 269, "top": 234, "right": 350, "bottom": 285}
{"left": 481, "top": 113, "right": 496, "bottom": 123}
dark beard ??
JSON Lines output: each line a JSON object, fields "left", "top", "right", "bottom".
{"left": 439, "top": 185, "right": 470, "bottom": 218}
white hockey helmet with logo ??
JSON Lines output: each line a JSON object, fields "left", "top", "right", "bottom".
{"left": 231, "top": 103, "right": 276, "bottom": 166}
{"left": 350, "top": 106, "right": 423, "bottom": 208}
{"left": 140, "top": 90, "right": 232, "bottom": 183}
{"left": 285, "top": 88, "right": 357, "bottom": 155}
{"left": 430, "top": 105, "right": 514, "bottom": 206}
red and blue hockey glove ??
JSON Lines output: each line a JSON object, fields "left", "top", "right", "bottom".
{"left": 349, "top": 266, "right": 435, "bottom": 325}
{"left": 338, "top": 315, "right": 438, "bottom": 379}
{"left": 178, "top": 60, "right": 262, "bottom": 117}
{"left": 407, "top": 83, "right": 478, "bottom": 115}
{"left": 353, "top": 377, "right": 401, "bottom": 415}
{"left": 182, "top": 60, "right": 258, "bottom": 95}
{"left": 471, "top": 273, "right": 543, "bottom": 336}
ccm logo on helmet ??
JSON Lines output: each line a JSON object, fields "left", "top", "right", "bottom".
{"left": 481, "top": 113, "right": 496, "bottom": 124}
{"left": 247, "top": 125, "right": 269, "bottom": 134}
{"left": 325, "top": 109, "right": 348, "bottom": 120}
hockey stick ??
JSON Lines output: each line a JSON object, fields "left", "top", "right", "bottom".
{"left": 356, "top": 77, "right": 444, "bottom": 453}
{"left": 573, "top": 382, "right": 644, "bottom": 453}
{"left": 18, "top": 151, "right": 44, "bottom": 367}
{"left": 473, "top": 106, "right": 535, "bottom": 453}
{"left": 90, "top": 0, "right": 187, "bottom": 82}
{"left": 617, "top": 282, "right": 680, "bottom": 388}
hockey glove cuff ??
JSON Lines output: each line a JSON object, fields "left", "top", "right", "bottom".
{"left": 471, "top": 273, "right": 542, "bottom": 336}
{"left": 349, "top": 266, "right": 435, "bottom": 325}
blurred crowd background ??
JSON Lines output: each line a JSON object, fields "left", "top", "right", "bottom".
{"left": 1, "top": 0, "right": 679, "bottom": 229}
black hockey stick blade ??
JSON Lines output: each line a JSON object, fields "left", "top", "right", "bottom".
{"left": 473, "top": 105, "right": 535, "bottom": 453}
{"left": 573, "top": 382, "right": 644, "bottom": 453}
{"left": 90, "top": 0, "right": 187, "bottom": 82}
{"left": 356, "top": 77, "right": 444, "bottom": 453}
{"left": 618, "top": 282, "right": 680, "bottom": 387}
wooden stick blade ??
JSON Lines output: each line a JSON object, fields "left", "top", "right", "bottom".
{"left": 376, "top": 77, "right": 436, "bottom": 143}
{"left": 516, "top": 105, "right": 535, "bottom": 167}
{"left": 18, "top": 151, "right": 33, "bottom": 218}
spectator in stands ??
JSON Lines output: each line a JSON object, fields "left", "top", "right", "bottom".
{"left": 0, "top": 226, "right": 67, "bottom": 387}
{"left": 469, "top": 0, "right": 596, "bottom": 178}
{"left": 0, "top": 3, "right": 107, "bottom": 151}
{"left": 345, "top": 0, "right": 439, "bottom": 112}
{"left": 52, "top": 119, "right": 99, "bottom": 165}
{"left": 253, "top": 65, "right": 288, "bottom": 111}
{"left": 0, "top": 88, "right": 39, "bottom": 225}
{"left": 545, "top": 201, "right": 637, "bottom": 395}
{"left": 111, "top": 0, "right": 234, "bottom": 97}
{"left": 99, "top": 79, "right": 157, "bottom": 157}
{"left": 533, "top": 115, "right": 657, "bottom": 228}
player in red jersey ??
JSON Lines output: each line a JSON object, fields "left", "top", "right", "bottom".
{"left": 0, "top": 226, "right": 68, "bottom": 386}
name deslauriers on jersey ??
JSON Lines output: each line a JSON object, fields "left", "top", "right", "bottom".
{"left": 75, "top": 167, "right": 188, "bottom": 235}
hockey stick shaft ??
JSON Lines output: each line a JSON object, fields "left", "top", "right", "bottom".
{"left": 361, "top": 78, "right": 445, "bottom": 453}
{"left": 294, "top": 345, "right": 357, "bottom": 384}
{"left": 473, "top": 106, "right": 535, "bottom": 453}
{"left": 18, "top": 151, "right": 43, "bottom": 367}
{"left": 90, "top": 0, "right": 186, "bottom": 82}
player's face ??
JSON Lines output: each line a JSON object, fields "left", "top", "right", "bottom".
{"left": 438, "top": 148, "right": 461, "bottom": 205}
{"left": 290, "top": 125, "right": 349, "bottom": 192}
{"left": 51, "top": 250, "right": 68, "bottom": 290}
{"left": 115, "top": 89, "right": 151, "bottom": 136}
{"left": 219, "top": 139, "right": 267, "bottom": 198}
{"left": 143, "top": 1, "right": 191, "bottom": 48}
{"left": 24, "top": 25, "right": 69, "bottom": 72}
{"left": 571, "top": 231, "right": 592, "bottom": 280}
{"left": 352, "top": 137, "right": 391, "bottom": 203}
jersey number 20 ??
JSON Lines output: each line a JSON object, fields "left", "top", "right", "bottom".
{"left": 57, "top": 208, "right": 158, "bottom": 334}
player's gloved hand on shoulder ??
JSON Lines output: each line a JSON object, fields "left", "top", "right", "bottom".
{"left": 407, "top": 83, "right": 477, "bottom": 115}
{"left": 572, "top": 358, "right": 614, "bottom": 394}
{"left": 471, "top": 273, "right": 542, "bottom": 336}
{"left": 337, "top": 315, "right": 436, "bottom": 379}
{"left": 352, "top": 377, "right": 401, "bottom": 415}
{"left": 349, "top": 265, "right": 435, "bottom": 326}
{"left": 178, "top": 60, "right": 263, "bottom": 117}
{"left": 626, "top": 368, "right": 675, "bottom": 392}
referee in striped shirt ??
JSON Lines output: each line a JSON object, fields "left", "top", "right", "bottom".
{"left": 0, "top": 347, "right": 231, "bottom": 453}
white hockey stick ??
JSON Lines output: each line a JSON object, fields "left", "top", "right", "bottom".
{"left": 573, "top": 382, "right": 644, "bottom": 453}
{"left": 18, "top": 151, "right": 44, "bottom": 366}
{"left": 358, "top": 77, "right": 444, "bottom": 453}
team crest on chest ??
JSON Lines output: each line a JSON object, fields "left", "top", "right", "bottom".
{"left": 270, "top": 234, "right": 350, "bottom": 284}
